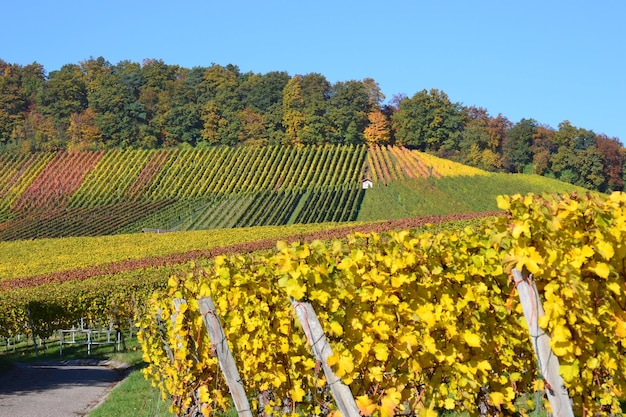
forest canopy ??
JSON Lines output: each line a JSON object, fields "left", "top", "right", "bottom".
{"left": 0, "top": 57, "right": 623, "bottom": 192}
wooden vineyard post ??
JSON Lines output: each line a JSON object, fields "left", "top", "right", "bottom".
{"left": 291, "top": 298, "right": 360, "bottom": 417}
{"left": 198, "top": 297, "right": 253, "bottom": 417}
{"left": 512, "top": 269, "right": 574, "bottom": 417}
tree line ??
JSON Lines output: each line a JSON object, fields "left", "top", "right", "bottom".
{"left": 0, "top": 57, "right": 623, "bottom": 192}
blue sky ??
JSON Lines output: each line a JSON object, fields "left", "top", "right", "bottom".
{"left": 4, "top": 1, "right": 625, "bottom": 142}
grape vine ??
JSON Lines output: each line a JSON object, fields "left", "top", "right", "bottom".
{"left": 139, "top": 192, "right": 626, "bottom": 416}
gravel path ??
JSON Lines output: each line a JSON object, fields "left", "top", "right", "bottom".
{"left": 0, "top": 360, "right": 129, "bottom": 417}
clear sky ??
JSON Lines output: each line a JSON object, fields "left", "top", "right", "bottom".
{"left": 3, "top": 0, "right": 625, "bottom": 142}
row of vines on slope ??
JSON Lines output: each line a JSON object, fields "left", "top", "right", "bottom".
{"left": 0, "top": 214, "right": 495, "bottom": 347}
{"left": 139, "top": 191, "right": 626, "bottom": 416}
{"left": 366, "top": 145, "right": 487, "bottom": 185}
{"left": 0, "top": 145, "right": 370, "bottom": 240}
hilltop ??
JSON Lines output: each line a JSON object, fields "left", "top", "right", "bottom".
{"left": 0, "top": 144, "right": 585, "bottom": 241}
{"left": 0, "top": 58, "right": 623, "bottom": 194}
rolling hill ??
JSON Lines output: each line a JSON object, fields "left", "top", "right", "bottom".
{"left": 0, "top": 145, "right": 585, "bottom": 241}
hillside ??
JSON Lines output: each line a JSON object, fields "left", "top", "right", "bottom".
{"left": 0, "top": 145, "right": 586, "bottom": 241}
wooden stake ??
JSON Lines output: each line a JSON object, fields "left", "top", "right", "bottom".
{"left": 198, "top": 297, "right": 253, "bottom": 417}
{"left": 291, "top": 298, "right": 360, "bottom": 417}
{"left": 513, "top": 268, "right": 574, "bottom": 417}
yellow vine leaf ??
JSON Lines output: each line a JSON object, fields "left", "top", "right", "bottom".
{"left": 289, "top": 385, "right": 306, "bottom": 402}
{"left": 596, "top": 239, "right": 615, "bottom": 260}
{"left": 560, "top": 362, "right": 579, "bottom": 383}
{"left": 327, "top": 351, "right": 354, "bottom": 378}
{"left": 419, "top": 408, "right": 438, "bottom": 417}
{"left": 443, "top": 397, "right": 455, "bottom": 409}
{"left": 381, "top": 388, "right": 402, "bottom": 417}
{"left": 607, "top": 282, "right": 621, "bottom": 295}
{"left": 356, "top": 395, "right": 377, "bottom": 416}
{"left": 416, "top": 305, "right": 436, "bottom": 328}
{"left": 496, "top": 195, "right": 510, "bottom": 211}
{"left": 489, "top": 391, "right": 505, "bottom": 407}
{"left": 373, "top": 343, "right": 389, "bottom": 361}
{"left": 590, "top": 262, "right": 611, "bottom": 279}
{"left": 514, "top": 246, "right": 543, "bottom": 275}
{"left": 587, "top": 357, "right": 599, "bottom": 369}
{"left": 463, "top": 330, "right": 481, "bottom": 347}
{"left": 512, "top": 221, "right": 531, "bottom": 239}
{"left": 278, "top": 276, "right": 306, "bottom": 299}
{"left": 615, "top": 317, "right": 626, "bottom": 338}
{"left": 329, "top": 321, "right": 343, "bottom": 336}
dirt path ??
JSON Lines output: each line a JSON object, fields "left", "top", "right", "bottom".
{"left": 0, "top": 360, "right": 128, "bottom": 417}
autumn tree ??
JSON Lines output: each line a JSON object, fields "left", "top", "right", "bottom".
{"left": 238, "top": 107, "right": 267, "bottom": 145}
{"left": 200, "top": 101, "right": 224, "bottom": 145}
{"left": 595, "top": 134, "right": 624, "bottom": 191}
{"left": 67, "top": 108, "right": 102, "bottom": 150}
{"left": 0, "top": 61, "right": 26, "bottom": 144}
{"left": 16, "top": 111, "right": 60, "bottom": 151}
{"left": 364, "top": 110, "right": 391, "bottom": 145}
{"left": 531, "top": 124, "right": 556, "bottom": 175}
{"left": 281, "top": 76, "right": 306, "bottom": 145}
{"left": 457, "top": 107, "right": 508, "bottom": 170}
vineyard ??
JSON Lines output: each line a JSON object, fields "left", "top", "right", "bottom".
{"left": 0, "top": 145, "right": 367, "bottom": 240}
{"left": 138, "top": 191, "right": 626, "bottom": 416}
{"left": 0, "top": 145, "right": 586, "bottom": 241}
{"left": 0, "top": 143, "right": 621, "bottom": 416}
{"left": 0, "top": 212, "right": 492, "bottom": 341}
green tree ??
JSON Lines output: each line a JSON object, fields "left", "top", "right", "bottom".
{"left": 197, "top": 64, "right": 243, "bottom": 145}
{"left": 576, "top": 146, "right": 605, "bottom": 189}
{"left": 38, "top": 64, "right": 88, "bottom": 123}
{"left": 550, "top": 144, "right": 606, "bottom": 190}
{"left": 554, "top": 120, "right": 595, "bottom": 150}
{"left": 363, "top": 77, "right": 385, "bottom": 109}
{"left": 502, "top": 118, "right": 536, "bottom": 173}
{"left": 238, "top": 71, "right": 290, "bottom": 145}
{"left": 88, "top": 60, "right": 145, "bottom": 148}
{"left": 391, "top": 88, "right": 464, "bottom": 152}
{"left": 161, "top": 69, "right": 203, "bottom": 147}
{"left": 239, "top": 71, "right": 290, "bottom": 113}
{"left": 326, "top": 80, "right": 369, "bottom": 144}
{"left": 20, "top": 62, "right": 46, "bottom": 112}
{"left": 282, "top": 73, "right": 331, "bottom": 145}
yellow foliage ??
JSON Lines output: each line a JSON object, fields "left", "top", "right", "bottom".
{"left": 135, "top": 191, "right": 626, "bottom": 416}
